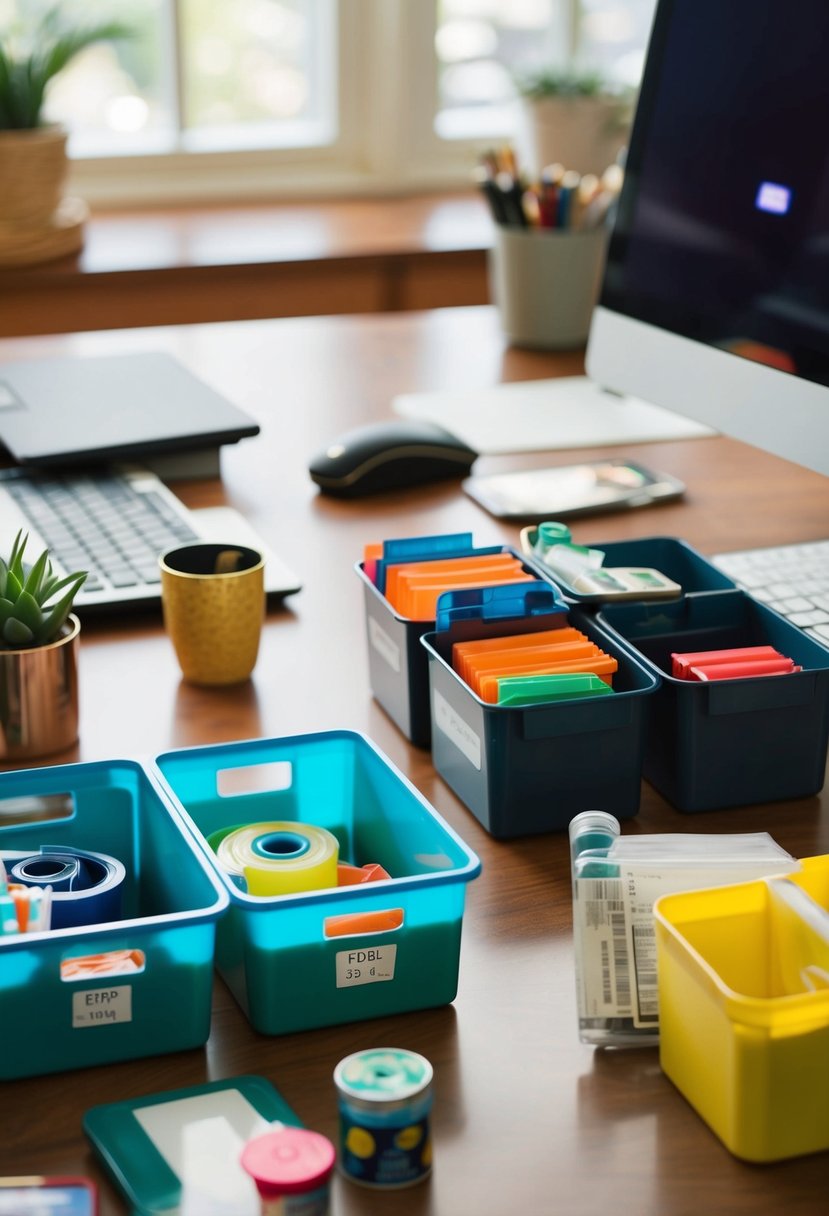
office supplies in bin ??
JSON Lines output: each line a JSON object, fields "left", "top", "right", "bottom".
{"left": 153, "top": 731, "right": 481, "bottom": 1035}
{"left": 0, "top": 760, "right": 228, "bottom": 1080}
{"left": 670, "top": 643, "right": 800, "bottom": 680}
{"left": 452, "top": 621, "right": 618, "bottom": 704}
{"left": 1, "top": 845, "right": 125, "bottom": 930}
{"left": 569, "top": 810, "right": 799, "bottom": 1047}
{"left": 520, "top": 528, "right": 736, "bottom": 604}
{"left": 420, "top": 581, "right": 659, "bottom": 838}
{"left": 596, "top": 589, "right": 829, "bottom": 811}
{"left": 357, "top": 531, "right": 540, "bottom": 746}
{"left": 654, "top": 855, "right": 829, "bottom": 1162}
{"left": 519, "top": 521, "right": 682, "bottom": 600}
{"left": 208, "top": 820, "right": 391, "bottom": 895}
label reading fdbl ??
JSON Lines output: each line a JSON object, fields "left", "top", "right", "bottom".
{"left": 72, "top": 984, "right": 132, "bottom": 1028}
{"left": 336, "top": 944, "right": 397, "bottom": 988}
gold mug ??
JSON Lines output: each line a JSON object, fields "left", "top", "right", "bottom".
{"left": 160, "top": 543, "right": 265, "bottom": 686}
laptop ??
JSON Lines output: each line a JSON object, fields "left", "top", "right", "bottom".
{"left": 0, "top": 351, "right": 260, "bottom": 468}
{"left": 0, "top": 465, "right": 302, "bottom": 612}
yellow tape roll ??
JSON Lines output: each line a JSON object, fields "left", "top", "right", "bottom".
{"left": 216, "top": 821, "right": 340, "bottom": 896}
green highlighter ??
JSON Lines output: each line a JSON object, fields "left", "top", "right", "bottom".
{"left": 496, "top": 672, "right": 613, "bottom": 706}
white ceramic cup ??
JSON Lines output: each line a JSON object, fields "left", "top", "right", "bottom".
{"left": 488, "top": 225, "right": 609, "bottom": 350}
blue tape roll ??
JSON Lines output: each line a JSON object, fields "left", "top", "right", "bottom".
{"left": 5, "top": 846, "right": 126, "bottom": 929}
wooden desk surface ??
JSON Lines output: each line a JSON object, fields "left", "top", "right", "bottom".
{"left": 1, "top": 306, "right": 828, "bottom": 1215}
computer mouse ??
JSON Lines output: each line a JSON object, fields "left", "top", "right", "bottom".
{"left": 308, "top": 419, "right": 478, "bottom": 497}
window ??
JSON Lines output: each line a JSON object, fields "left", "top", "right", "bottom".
{"left": 3, "top": 0, "right": 656, "bottom": 204}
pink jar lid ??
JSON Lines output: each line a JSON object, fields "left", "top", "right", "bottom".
{"left": 241, "top": 1127, "right": 336, "bottom": 1196}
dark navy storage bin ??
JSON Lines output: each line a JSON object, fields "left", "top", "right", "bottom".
{"left": 420, "top": 583, "right": 660, "bottom": 839}
{"left": 357, "top": 532, "right": 539, "bottom": 747}
{"left": 595, "top": 590, "right": 829, "bottom": 812}
{"left": 520, "top": 532, "right": 736, "bottom": 606}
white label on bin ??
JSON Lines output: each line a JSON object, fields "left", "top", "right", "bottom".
{"left": 434, "top": 689, "right": 481, "bottom": 770}
{"left": 368, "top": 616, "right": 400, "bottom": 672}
{"left": 72, "top": 985, "right": 132, "bottom": 1028}
{"left": 336, "top": 944, "right": 397, "bottom": 988}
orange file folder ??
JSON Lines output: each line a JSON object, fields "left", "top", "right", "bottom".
{"left": 386, "top": 553, "right": 525, "bottom": 617}
{"left": 452, "top": 627, "right": 588, "bottom": 681}
{"left": 401, "top": 570, "right": 535, "bottom": 621}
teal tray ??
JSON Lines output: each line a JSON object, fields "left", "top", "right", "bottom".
{"left": 0, "top": 760, "right": 228, "bottom": 1080}
{"left": 154, "top": 731, "right": 481, "bottom": 1035}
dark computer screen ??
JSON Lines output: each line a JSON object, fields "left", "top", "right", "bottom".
{"left": 601, "top": 0, "right": 829, "bottom": 389}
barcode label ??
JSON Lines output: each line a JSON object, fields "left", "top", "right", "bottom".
{"left": 631, "top": 921, "right": 659, "bottom": 1023}
{"left": 574, "top": 878, "right": 632, "bottom": 1018}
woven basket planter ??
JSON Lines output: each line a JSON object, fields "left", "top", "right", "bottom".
{"left": 0, "top": 124, "right": 69, "bottom": 226}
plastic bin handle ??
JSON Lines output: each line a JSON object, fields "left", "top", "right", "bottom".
{"left": 323, "top": 908, "right": 404, "bottom": 939}
{"left": 60, "top": 949, "right": 146, "bottom": 981}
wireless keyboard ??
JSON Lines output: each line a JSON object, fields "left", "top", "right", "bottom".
{"left": 712, "top": 539, "right": 829, "bottom": 644}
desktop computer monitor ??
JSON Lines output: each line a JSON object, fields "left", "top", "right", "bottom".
{"left": 586, "top": 0, "right": 829, "bottom": 478}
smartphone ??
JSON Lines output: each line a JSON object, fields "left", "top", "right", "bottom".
{"left": 0, "top": 1178, "right": 97, "bottom": 1214}
{"left": 462, "top": 459, "right": 685, "bottom": 521}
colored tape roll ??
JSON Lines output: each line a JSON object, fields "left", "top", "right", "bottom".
{"left": 4, "top": 846, "right": 126, "bottom": 929}
{"left": 213, "top": 821, "right": 339, "bottom": 896}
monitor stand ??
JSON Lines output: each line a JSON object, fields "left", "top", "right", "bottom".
{"left": 392, "top": 376, "right": 715, "bottom": 455}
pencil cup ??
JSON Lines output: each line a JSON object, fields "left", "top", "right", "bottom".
{"left": 488, "top": 225, "right": 608, "bottom": 350}
{"left": 160, "top": 543, "right": 265, "bottom": 686}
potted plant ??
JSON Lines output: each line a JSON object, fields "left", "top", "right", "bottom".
{"left": 0, "top": 531, "right": 87, "bottom": 760}
{"left": 513, "top": 67, "right": 631, "bottom": 177}
{"left": 0, "top": 6, "right": 129, "bottom": 265}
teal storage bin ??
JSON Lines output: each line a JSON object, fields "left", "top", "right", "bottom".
{"left": 153, "top": 731, "right": 481, "bottom": 1035}
{"left": 420, "top": 583, "right": 660, "bottom": 838}
{"left": 595, "top": 590, "right": 829, "bottom": 811}
{"left": 0, "top": 760, "right": 228, "bottom": 1080}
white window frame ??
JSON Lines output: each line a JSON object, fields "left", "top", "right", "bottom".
{"left": 67, "top": 0, "right": 580, "bottom": 207}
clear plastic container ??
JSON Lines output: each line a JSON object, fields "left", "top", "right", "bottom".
{"left": 568, "top": 810, "right": 800, "bottom": 1045}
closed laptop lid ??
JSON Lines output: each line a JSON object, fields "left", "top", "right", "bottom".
{"left": 0, "top": 351, "right": 260, "bottom": 467}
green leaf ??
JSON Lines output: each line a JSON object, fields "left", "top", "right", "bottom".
{"left": 3, "top": 617, "right": 33, "bottom": 647}
{"left": 39, "top": 573, "right": 86, "bottom": 641}
{"left": 42, "top": 568, "right": 87, "bottom": 604}
{"left": 5, "top": 569, "right": 22, "bottom": 602}
{"left": 11, "top": 590, "right": 44, "bottom": 635}
{"left": 23, "top": 548, "right": 50, "bottom": 601}
{"left": 0, "top": 13, "right": 133, "bottom": 130}
{"left": 0, "top": 597, "right": 17, "bottom": 626}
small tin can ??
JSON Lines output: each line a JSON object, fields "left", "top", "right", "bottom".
{"left": 240, "top": 1126, "right": 336, "bottom": 1215}
{"left": 333, "top": 1047, "right": 433, "bottom": 1189}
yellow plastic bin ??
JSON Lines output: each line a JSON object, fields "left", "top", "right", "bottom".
{"left": 654, "top": 855, "right": 829, "bottom": 1162}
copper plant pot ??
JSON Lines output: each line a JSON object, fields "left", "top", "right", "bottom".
{"left": 0, "top": 614, "right": 80, "bottom": 760}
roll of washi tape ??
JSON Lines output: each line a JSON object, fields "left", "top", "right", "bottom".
{"left": 240, "top": 1126, "right": 336, "bottom": 1216}
{"left": 4, "top": 845, "right": 126, "bottom": 929}
{"left": 212, "top": 821, "right": 339, "bottom": 896}
{"left": 333, "top": 1048, "right": 433, "bottom": 1189}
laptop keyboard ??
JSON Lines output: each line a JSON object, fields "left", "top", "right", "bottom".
{"left": 0, "top": 468, "right": 200, "bottom": 593}
{"left": 712, "top": 539, "right": 829, "bottom": 644}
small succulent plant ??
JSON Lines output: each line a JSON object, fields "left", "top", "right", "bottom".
{"left": 0, "top": 531, "right": 86, "bottom": 649}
